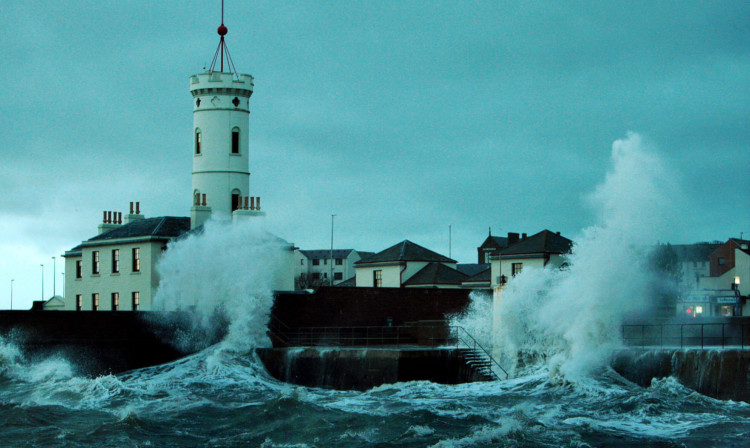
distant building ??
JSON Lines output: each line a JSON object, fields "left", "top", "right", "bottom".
{"left": 677, "top": 239, "right": 749, "bottom": 317}
{"left": 673, "top": 242, "right": 722, "bottom": 292}
{"left": 355, "top": 240, "right": 470, "bottom": 288}
{"left": 489, "top": 230, "right": 573, "bottom": 288}
{"left": 294, "top": 249, "right": 374, "bottom": 288}
{"left": 476, "top": 231, "right": 528, "bottom": 263}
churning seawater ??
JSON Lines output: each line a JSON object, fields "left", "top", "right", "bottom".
{"left": 1, "top": 337, "right": 749, "bottom": 447}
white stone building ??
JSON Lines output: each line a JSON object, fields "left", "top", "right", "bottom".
{"left": 294, "top": 249, "right": 373, "bottom": 288}
{"left": 489, "top": 230, "right": 573, "bottom": 288}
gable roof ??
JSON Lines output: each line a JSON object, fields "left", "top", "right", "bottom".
{"left": 463, "top": 267, "right": 491, "bottom": 283}
{"left": 403, "top": 262, "right": 468, "bottom": 286}
{"left": 479, "top": 234, "right": 509, "bottom": 249}
{"left": 499, "top": 230, "right": 572, "bottom": 257}
{"left": 85, "top": 217, "right": 191, "bottom": 244}
{"left": 355, "top": 240, "right": 456, "bottom": 265}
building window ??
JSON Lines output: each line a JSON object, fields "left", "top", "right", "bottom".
{"left": 132, "top": 291, "right": 140, "bottom": 311}
{"left": 195, "top": 129, "right": 201, "bottom": 154}
{"left": 92, "top": 293, "right": 99, "bottom": 311}
{"left": 76, "top": 260, "right": 82, "bottom": 279}
{"left": 112, "top": 292, "right": 119, "bottom": 311}
{"left": 112, "top": 249, "right": 119, "bottom": 274}
{"left": 76, "top": 294, "right": 82, "bottom": 311}
{"left": 335, "top": 258, "right": 343, "bottom": 266}
{"left": 718, "top": 257, "right": 726, "bottom": 266}
{"left": 92, "top": 251, "right": 100, "bottom": 274}
{"left": 132, "top": 248, "right": 140, "bottom": 272}
{"left": 300, "top": 259, "right": 304, "bottom": 265}
{"left": 324, "top": 259, "right": 328, "bottom": 265}
{"left": 334, "top": 272, "right": 343, "bottom": 281}
{"left": 231, "top": 128, "right": 240, "bottom": 154}
{"left": 374, "top": 270, "right": 382, "bottom": 287}
{"left": 312, "top": 259, "right": 320, "bottom": 266}
{"left": 512, "top": 263, "right": 523, "bottom": 276}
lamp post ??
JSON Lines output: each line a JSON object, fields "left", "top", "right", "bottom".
{"left": 10, "top": 279, "right": 13, "bottom": 311}
{"left": 61, "top": 272, "right": 65, "bottom": 298}
{"left": 40, "top": 264, "right": 44, "bottom": 301}
{"left": 52, "top": 256, "right": 56, "bottom": 297}
{"left": 330, "top": 214, "right": 335, "bottom": 286}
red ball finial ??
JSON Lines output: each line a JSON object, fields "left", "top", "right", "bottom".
{"left": 218, "top": 24, "right": 228, "bottom": 36}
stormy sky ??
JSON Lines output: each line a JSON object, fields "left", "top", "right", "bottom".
{"left": 1, "top": 1, "right": 748, "bottom": 308}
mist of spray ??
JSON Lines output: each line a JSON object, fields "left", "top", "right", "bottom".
{"left": 491, "top": 133, "right": 678, "bottom": 379}
{"left": 154, "top": 219, "right": 291, "bottom": 352}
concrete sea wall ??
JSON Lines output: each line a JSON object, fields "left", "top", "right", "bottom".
{"left": 611, "top": 348, "right": 750, "bottom": 402}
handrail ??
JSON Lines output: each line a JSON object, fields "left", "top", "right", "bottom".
{"left": 450, "top": 326, "right": 509, "bottom": 380}
{"left": 622, "top": 323, "right": 749, "bottom": 349}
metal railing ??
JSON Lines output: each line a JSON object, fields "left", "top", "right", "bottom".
{"left": 451, "top": 326, "right": 509, "bottom": 380}
{"left": 622, "top": 323, "right": 749, "bottom": 349}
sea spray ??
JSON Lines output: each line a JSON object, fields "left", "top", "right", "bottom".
{"left": 154, "top": 218, "right": 291, "bottom": 352}
{"left": 492, "top": 133, "right": 679, "bottom": 379}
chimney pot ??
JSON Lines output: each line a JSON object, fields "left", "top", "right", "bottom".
{"left": 256, "top": 197, "right": 261, "bottom": 211}
{"left": 107, "top": 211, "right": 113, "bottom": 224}
{"left": 129, "top": 202, "right": 134, "bottom": 214}
{"left": 201, "top": 194, "right": 206, "bottom": 206}
{"left": 244, "top": 196, "right": 249, "bottom": 210}
{"left": 102, "top": 211, "right": 107, "bottom": 223}
{"left": 135, "top": 202, "right": 140, "bottom": 214}
{"left": 250, "top": 197, "right": 255, "bottom": 210}
{"left": 522, "top": 233, "right": 527, "bottom": 239}
{"left": 118, "top": 212, "right": 122, "bottom": 224}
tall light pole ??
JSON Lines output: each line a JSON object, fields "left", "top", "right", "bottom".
{"left": 10, "top": 279, "right": 13, "bottom": 311}
{"left": 52, "top": 256, "right": 56, "bottom": 297}
{"left": 40, "top": 264, "right": 44, "bottom": 301}
{"left": 61, "top": 272, "right": 65, "bottom": 298}
{"left": 330, "top": 214, "right": 335, "bottom": 286}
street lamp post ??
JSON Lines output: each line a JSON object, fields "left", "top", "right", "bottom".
{"left": 52, "top": 256, "right": 56, "bottom": 297}
{"left": 40, "top": 264, "right": 44, "bottom": 301}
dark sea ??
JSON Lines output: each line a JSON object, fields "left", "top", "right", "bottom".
{"left": 1, "top": 338, "right": 749, "bottom": 448}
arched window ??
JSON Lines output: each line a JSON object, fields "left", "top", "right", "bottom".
{"left": 195, "top": 129, "right": 202, "bottom": 155}
{"left": 231, "top": 127, "right": 240, "bottom": 154}
{"left": 231, "top": 189, "right": 241, "bottom": 212}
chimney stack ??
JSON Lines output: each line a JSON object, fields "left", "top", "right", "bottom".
{"left": 508, "top": 232, "right": 519, "bottom": 246}
{"left": 135, "top": 202, "right": 140, "bottom": 214}
{"left": 256, "top": 197, "right": 261, "bottom": 211}
{"left": 202, "top": 194, "right": 207, "bottom": 206}
{"left": 129, "top": 202, "right": 134, "bottom": 214}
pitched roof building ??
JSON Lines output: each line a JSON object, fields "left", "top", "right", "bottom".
{"left": 490, "top": 230, "right": 573, "bottom": 287}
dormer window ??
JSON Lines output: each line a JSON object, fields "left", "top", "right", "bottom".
{"left": 195, "top": 129, "right": 202, "bottom": 155}
{"left": 232, "top": 128, "right": 240, "bottom": 154}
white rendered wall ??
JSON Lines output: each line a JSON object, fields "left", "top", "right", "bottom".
{"left": 356, "top": 264, "right": 403, "bottom": 287}
{"left": 190, "top": 72, "right": 254, "bottom": 217}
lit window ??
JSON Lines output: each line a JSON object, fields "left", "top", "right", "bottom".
{"left": 232, "top": 128, "right": 240, "bottom": 154}
{"left": 112, "top": 292, "right": 119, "bottom": 311}
{"left": 76, "top": 294, "right": 82, "bottom": 311}
{"left": 92, "top": 293, "right": 99, "bottom": 311}
{"left": 92, "top": 251, "right": 100, "bottom": 275}
{"left": 195, "top": 129, "right": 201, "bottom": 155}
{"left": 695, "top": 306, "right": 703, "bottom": 314}
{"left": 132, "top": 248, "right": 140, "bottom": 272}
{"left": 374, "top": 270, "right": 382, "bottom": 287}
{"left": 132, "top": 291, "right": 140, "bottom": 311}
{"left": 76, "top": 260, "right": 82, "bottom": 279}
{"left": 112, "top": 249, "right": 119, "bottom": 274}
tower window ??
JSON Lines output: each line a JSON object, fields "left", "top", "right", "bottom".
{"left": 76, "top": 294, "right": 82, "bottom": 311}
{"left": 232, "top": 97, "right": 240, "bottom": 107}
{"left": 195, "top": 129, "right": 201, "bottom": 155}
{"left": 76, "top": 260, "right": 82, "bottom": 278}
{"left": 232, "top": 128, "right": 240, "bottom": 154}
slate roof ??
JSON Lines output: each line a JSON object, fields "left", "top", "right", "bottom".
{"left": 85, "top": 217, "right": 191, "bottom": 243}
{"left": 499, "top": 230, "right": 573, "bottom": 256}
{"left": 403, "top": 262, "right": 468, "bottom": 286}
{"left": 457, "top": 263, "right": 490, "bottom": 277}
{"left": 336, "top": 276, "right": 357, "bottom": 287}
{"left": 300, "top": 249, "right": 355, "bottom": 260}
{"left": 463, "top": 267, "right": 491, "bottom": 283}
{"left": 672, "top": 243, "right": 723, "bottom": 262}
{"left": 355, "top": 240, "right": 456, "bottom": 264}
